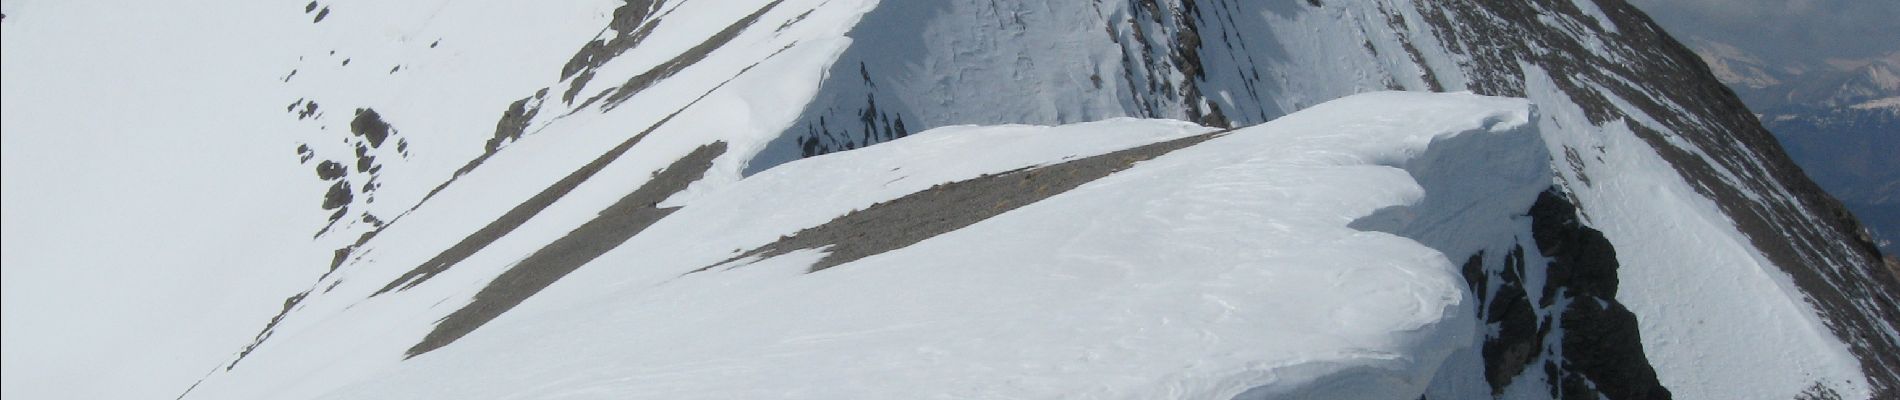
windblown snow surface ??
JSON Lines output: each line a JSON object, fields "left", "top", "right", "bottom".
{"left": 233, "top": 92, "right": 1531, "bottom": 400}
{"left": 3, "top": 0, "right": 1895, "bottom": 399}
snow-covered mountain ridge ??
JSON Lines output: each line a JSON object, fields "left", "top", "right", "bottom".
{"left": 2, "top": 0, "right": 1896, "bottom": 399}
{"left": 203, "top": 91, "right": 1546, "bottom": 400}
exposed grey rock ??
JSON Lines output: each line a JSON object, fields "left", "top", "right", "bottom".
{"left": 1529, "top": 190, "right": 1670, "bottom": 400}
{"left": 720, "top": 131, "right": 1219, "bottom": 273}
{"left": 348, "top": 108, "right": 391, "bottom": 148}
{"left": 406, "top": 142, "right": 726, "bottom": 356}
{"left": 591, "top": 0, "right": 783, "bottom": 111}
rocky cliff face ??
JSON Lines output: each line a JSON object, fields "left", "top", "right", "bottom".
{"left": 152, "top": 0, "right": 1900, "bottom": 399}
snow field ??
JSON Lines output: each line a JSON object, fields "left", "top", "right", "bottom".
{"left": 306, "top": 92, "right": 1538, "bottom": 399}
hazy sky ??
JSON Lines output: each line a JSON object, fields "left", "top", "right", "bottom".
{"left": 1627, "top": 0, "right": 1899, "bottom": 66}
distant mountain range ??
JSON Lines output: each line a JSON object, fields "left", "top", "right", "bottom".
{"left": 1693, "top": 39, "right": 1899, "bottom": 254}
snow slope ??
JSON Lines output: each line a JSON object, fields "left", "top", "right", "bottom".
{"left": 210, "top": 92, "right": 1538, "bottom": 400}
{"left": 6, "top": 0, "right": 1897, "bottom": 399}
{"left": 1, "top": 2, "right": 340, "bottom": 399}
{"left": 759, "top": 1, "right": 1900, "bottom": 398}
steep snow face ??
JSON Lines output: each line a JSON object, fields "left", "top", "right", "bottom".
{"left": 266, "top": 0, "right": 883, "bottom": 276}
{"left": 1, "top": 2, "right": 340, "bottom": 399}
{"left": 6, "top": 0, "right": 877, "bottom": 398}
{"left": 750, "top": 0, "right": 1467, "bottom": 169}
{"left": 1519, "top": 66, "right": 1871, "bottom": 400}
{"left": 158, "top": 0, "right": 888, "bottom": 398}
